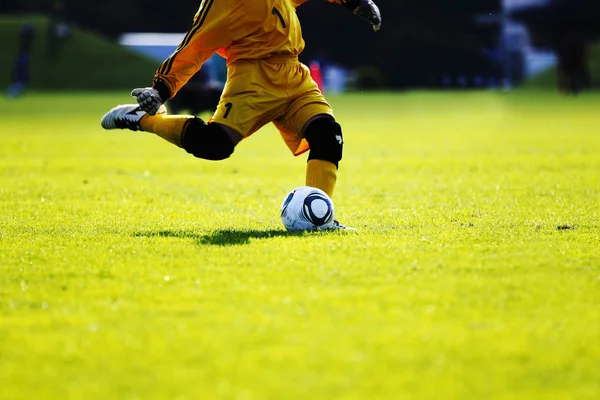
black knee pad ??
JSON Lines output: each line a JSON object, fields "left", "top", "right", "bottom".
{"left": 304, "top": 117, "right": 343, "bottom": 168}
{"left": 182, "top": 118, "right": 235, "bottom": 161}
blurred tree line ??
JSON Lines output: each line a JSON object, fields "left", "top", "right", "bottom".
{"left": 514, "top": 0, "right": 600, "bottom": 47}
{"left": 514, "top": 0, "right": 600, "bottom": 93}
{"left": 3, "top": 0, "right": 501, "bottom": 88}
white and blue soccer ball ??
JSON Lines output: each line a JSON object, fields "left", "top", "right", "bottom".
{"left": 280, "top": 186, "right": 335, "bottom": 231}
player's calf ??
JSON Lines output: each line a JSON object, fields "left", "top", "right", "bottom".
{"left": 303, "top": 116, "right": 344, "bottom": 198}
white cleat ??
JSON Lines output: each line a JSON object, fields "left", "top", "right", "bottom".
{"left": 100, "top": 104, "right": 166, "bottom": 131}
{"left": 330, "top": 220, "right": 356, "bottom": 231}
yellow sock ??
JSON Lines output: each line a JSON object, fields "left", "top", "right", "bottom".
{"left": 305, "top": 159, "right": 337, "bottom": 198}
{"left": 139, "top": 114, "right": 194, "bottom": 147}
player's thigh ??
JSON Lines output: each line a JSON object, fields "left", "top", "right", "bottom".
{"left": 210, "top": 92, "right": 277, "bottom": 137}
{"left": 274, "top": 88, "right": 333, "bottom": 156}
{"left": 211, "top": 62, "right": 284, "bottom": 137}
{"left": 279, "top": 63, "right": 333, "bottom": 135}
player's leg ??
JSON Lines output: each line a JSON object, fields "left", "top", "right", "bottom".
{"left": 272, "top": 61, "right": 341, "bottom": 198}
{"left": 102, "top": 60, "right": 286, "bottom": 162}
{"left": 302, "top": 115, "right": 354, "bottom": 230}
{"left": 100, "top": 105, "right": 242, "bottom": 161}
{"left": 101, "top": 60, "right": 278, "bottom": 161}
{"left": 273, "top": 111, "right": 342, "bottom": 199}
{"left": 276, "top": 110, "right": 350, "bottom": 229}
{"left": 302, "top": 115, "right": 343, "bottom": 198}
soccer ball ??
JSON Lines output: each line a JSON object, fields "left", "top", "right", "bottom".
{"left": 280, "top": 186, "right": 335, "bottom": 231}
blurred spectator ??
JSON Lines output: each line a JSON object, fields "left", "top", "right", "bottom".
{"left": 46, "top": 0, "right": 71, "bottom": 59}
{"left": 556, "top": 29, "right": 591, "bottom": 95}
{"left": 6, "top": 23, "right": 35, "bottom": 98}
{"left": 323, "top": 65, "right": 348, "bottom": 94}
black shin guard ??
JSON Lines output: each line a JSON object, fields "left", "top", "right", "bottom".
{"left": 304, "top": 117, "right": 343, "bottom": 168}
{"left": 182, "top": 118, "right": 235, "bottom": 161}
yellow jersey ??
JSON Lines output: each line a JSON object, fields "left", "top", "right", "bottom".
{"left": 153, "top": 0, "right": 347, "bottom": 100}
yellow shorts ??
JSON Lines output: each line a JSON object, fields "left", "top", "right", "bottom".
{"left": 210, "top": 56, "right": 333, "bottom": 156}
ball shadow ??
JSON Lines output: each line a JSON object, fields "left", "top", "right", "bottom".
{"left": 133, "top": 228, "right": 306, "bottom": 246}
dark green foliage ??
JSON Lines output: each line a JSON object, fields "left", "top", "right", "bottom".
{"left": 526, "top": 43, "right": 600, "bottom": 88}
{"left": 0, "top": 15, "right": 158, "bottom": 90}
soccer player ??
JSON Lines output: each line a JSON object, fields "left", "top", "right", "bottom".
{"left": 101, "top": 0, "right": 381, "bottom": 229}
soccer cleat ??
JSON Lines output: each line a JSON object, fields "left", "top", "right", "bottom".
{"left": 329, "top": 220, "right": 356, "bottom": 231}
{"left": 100, "top": 104, "right": 166, "bottom": 131}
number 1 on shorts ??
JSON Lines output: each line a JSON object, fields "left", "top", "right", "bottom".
{"left": 223, "top": 102, "right": 233, "bottom": 119}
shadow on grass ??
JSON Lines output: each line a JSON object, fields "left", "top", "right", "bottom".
{"left": 134, "top": 229, "right": 306, "bottom": 246}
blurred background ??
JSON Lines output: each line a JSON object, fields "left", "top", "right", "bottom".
{"left": 1, "top": 0, "right": 599, "bottom": 96}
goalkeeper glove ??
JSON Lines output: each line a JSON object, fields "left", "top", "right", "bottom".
{"left": 131, "top": 87, "right": 163, "bottom": 116}
{"left": 343, "top": 0, "right": 382, "bottom": 32}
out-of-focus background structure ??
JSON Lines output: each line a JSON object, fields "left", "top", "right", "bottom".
{"left": 1, "top": 0, "right": 599, "bottom": 95}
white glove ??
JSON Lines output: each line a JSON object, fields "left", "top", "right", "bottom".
{"left": 131, "top": 87, "right": 163, "bottom": 116}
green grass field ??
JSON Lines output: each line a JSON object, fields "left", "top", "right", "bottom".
{"left": 1, "top": 91, "right": 599, "bottom": 399}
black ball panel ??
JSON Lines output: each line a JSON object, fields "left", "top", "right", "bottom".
{"left": 302, "top": 193, "right": 333, "bottom": 226}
